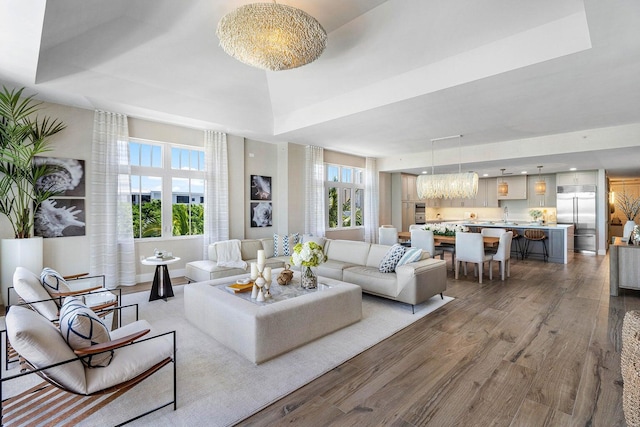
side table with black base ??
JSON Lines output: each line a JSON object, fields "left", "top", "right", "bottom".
{"left": 141, "top": 257, "right": 180, "bottom": 301}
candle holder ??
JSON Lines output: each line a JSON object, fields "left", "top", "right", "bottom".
{"left": 251, "top": 263, "right": 271, "bottom": 302}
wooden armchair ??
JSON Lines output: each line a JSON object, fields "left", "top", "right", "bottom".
{"left": 1, "top": 303, "right": 176, "bottom": 426}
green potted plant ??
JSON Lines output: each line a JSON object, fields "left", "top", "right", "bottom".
{"left": 0, "top": 86, "right": 66, "bottom": 304}
{"left": 0, "top": 86, "right": 66, "bottom": 238}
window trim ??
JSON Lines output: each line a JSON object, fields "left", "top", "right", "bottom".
{"left": 325, "top": 163, "right": 364, "bottom": 231}
{"left": 129, "top": 138, "right": 205, "bottom": 241}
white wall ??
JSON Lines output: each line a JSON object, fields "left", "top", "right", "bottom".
{"left": 0, "top": 101, "right": 311, "bottom": 283}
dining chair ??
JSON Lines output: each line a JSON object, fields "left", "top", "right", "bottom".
{"left": 480, "top": 228, "right": 506, "bottom": 255}
{"left": 455, "top": 232, "right": 493, "bottom": 283}
{"left": 411, "top": 229, "right": 444, "bottom": 260}
{"left": 492, "top": 231, "right": 513, "bottom": 280}
{"left": 379, "top": 226, "right": 398, "bottom": 246}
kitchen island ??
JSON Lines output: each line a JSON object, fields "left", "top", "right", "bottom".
{"left": 461, "top": 222, "right": 575, "bottom": 264}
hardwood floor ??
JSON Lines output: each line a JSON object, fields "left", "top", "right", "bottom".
{"left": 239, "top": 253, "right": 637, "bottom": 426}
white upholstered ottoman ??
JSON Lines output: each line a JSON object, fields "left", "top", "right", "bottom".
{"left": 184, "top": 273, "right": 362, "bottom": 364}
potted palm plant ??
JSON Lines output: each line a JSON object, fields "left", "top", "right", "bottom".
{"left": 0, "top": 86, "right": 66, "bottom": 304}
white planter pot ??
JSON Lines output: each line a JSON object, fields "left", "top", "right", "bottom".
{"left": 624, "top": 220, "right": 636, "bottom": 240}
{"left": 0, "top": 237, "right": 43, "bottom": 306}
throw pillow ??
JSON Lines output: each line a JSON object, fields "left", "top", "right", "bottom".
{"left": 59, "top": 297, "right": 113, "bottom": 367}
{"left": 396, "top": 247, "right": 422, "bottom": 268}
{"left": 273, "top": 233, "right": 300, "bottom": 257}
{"left": 379, "top": 244, "right": 406, "bottom": 273}
{"left": 41, "top": 267, "right": 72, "bottom": 296}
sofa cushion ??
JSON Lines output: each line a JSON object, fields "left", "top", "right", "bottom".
{"left": 273, "top": 233, "right": 300, "bottom": 257}
{"left": 325, "top": 240, "right": 371, "bottom": 265}
{"left": 379, "top": 244, "right": 406, "bottom": 273}
{"left": 343, "top": 266, "right": 399, "bottom": 297}
{"left": 301, "top": 234, "right": 327, "bottom": 249}
{"left": 41, "top": 267, "right": 72, "bottom": 296}
{"left": 59, "top": 297, "right": 113, "bottom": 367}
{"left": 396, "top": 248, "right": 423, "bottom": 268}
{"left": 240, "top": 239, "right": 265, "bottom": 261}
{"left": 315, "top": 260, "right": 359, "bottom": 280}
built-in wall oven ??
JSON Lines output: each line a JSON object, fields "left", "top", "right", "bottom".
{"left": 414, "top": 203, "right": 426, "bottom": 224}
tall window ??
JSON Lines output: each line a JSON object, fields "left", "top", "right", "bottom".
{"left": 326, "top": 164, "right": 364, "bottom": 229}
{"left": 129, "top": 139, "right": 205, "bottom": 239}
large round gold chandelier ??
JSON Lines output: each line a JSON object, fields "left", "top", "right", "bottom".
{"left": 216, "top": 2, "right": 327, "bottom": 71}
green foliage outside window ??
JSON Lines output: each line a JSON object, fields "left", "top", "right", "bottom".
{"left": 132, "top": 199, "right": 161, "bottom": 238}
{"left": 172, "top": 203, "right": 203, "bottom": 236}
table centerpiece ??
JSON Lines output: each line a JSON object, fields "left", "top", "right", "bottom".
{"left": 290, "top": 241, "right": 327, "bottom": 289}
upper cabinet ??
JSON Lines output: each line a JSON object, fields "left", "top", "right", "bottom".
{"left": 402, "top": 174, "right": 418, "bottom": 201}
{"left": 528, "top": 174, "right": 557, "bottom": 207}
{"left": 475, "top": 178, "right": 499, "bottom": 207}
{"left": 497, "top": 175, "right": 528, "bottom": 200}
{"left": 556, "top": 171, "right": 597, "bottom": 186}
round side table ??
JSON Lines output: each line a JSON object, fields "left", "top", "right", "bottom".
{"left": 141, "top": 256, "right": 180, "bottom": 301}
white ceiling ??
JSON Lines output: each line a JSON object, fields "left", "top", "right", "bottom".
{"left": 1, "top": 0, "right": 640, "bottom": 178}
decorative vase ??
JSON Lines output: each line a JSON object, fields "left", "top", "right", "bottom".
{"left": 301, "top": 266, "right": 317, "bottom": 289}
{"left": 624, "top": 220, "right": 636, "bottom": 239}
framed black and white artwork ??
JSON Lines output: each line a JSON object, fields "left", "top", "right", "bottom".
{"left": 250, "top": 175, "right": 271, "bottom": 201}
{"left": 251, "top": 202, "right": 272, "bottom": 228}
{"left": 34, "top": 199, "right": 86, "bottom": 238}
{"left": 33, "top": 156, "right": 85, "bottom": 197}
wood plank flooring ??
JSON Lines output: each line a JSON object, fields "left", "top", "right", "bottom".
{"left": 238, "top": 253, "right": 637, "bottom": 426}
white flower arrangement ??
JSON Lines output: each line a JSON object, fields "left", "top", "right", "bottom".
{"left": 422, "top": 223, "right": 469, "bottom": 236}
{"left": 290, "top": 241, "right": 327, "bottom": 267}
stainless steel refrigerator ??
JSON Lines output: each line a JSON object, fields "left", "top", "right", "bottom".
{"left": 556, "top": 185, "right": 597, "bottom": 252}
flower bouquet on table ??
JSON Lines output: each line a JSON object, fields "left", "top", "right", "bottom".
{"left": 290, "top": 241, "right": 327, "bottom": 289}
{"left": 422, "top": 223, "right": 468, "bottom": 236}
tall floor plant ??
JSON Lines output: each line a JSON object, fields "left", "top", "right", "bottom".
{"left": 0, "top": 86, "right": 66, "bottom": 238}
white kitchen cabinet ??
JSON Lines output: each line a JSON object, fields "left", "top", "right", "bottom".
{"left": 528, "top": 173, "right": 557, "bottom": 207}
{"left": 556, "top": 171, "right": 597, "bottom": 186}
{"left": 497, "top": 175, "right": 528, "bottom": 200}
{"left": 474, "top": 178, "right": 498, "bottom": 207}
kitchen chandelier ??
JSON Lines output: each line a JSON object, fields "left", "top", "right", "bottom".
{"left": 216, "top": 1, "right": 327, "bottom": 71}
{"left": 498, "top": 169, "right": 508, "bottom": 196}
{"left": 416, "top": 135, "right": 479, "bottom": 199}
{"left": 534, "top": 165, "right": 546, "bottom": 195}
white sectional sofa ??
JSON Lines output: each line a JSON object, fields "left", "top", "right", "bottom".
{"left": 185, "top": 237, "right": 447, "bottom": 309}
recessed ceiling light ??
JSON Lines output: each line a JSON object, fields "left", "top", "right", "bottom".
{"left": 570, "top": 167, "right": 577, "bottom": 171}
{"left": 483, "top": 173, "right": 489, "bottom": 177}
{"left": 521, "top": 171, "right": 527, "bottom": 174}
{"left": 421, "top": 170, "right": 427, "bottom": 174}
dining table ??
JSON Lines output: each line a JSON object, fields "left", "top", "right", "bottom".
{"left": 397, "top": 231, "right": 500, "bottom": 248}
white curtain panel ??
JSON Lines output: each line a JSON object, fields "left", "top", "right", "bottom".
{"left": 90, "top": 111, "right": 135, "bottom": 288}
{"left": 203, "top": 130, "right": 230, "bottom": 258}
{"left": 364, "top": 157, "right": 380, "bottom": 243}
{"left": 304, "top": 145, "right": 325, "bottom": 237}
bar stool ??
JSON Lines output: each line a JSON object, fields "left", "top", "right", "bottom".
{"left": 523, "top": 229, "right": 548, "bottom": 262}
{"left": 506, "top": 228, "right": 524, "bottom": 260}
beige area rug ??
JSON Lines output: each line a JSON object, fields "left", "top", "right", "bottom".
{"left": 2, "top": 285, "right": 453, "bottom": 427}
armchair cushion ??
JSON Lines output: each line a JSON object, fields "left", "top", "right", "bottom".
{"left": 6, "top": 305, "right": 86, "bottom": 394}
{"left": 59, "top": 297, "right": 113, "bottom": 367}
{"left": 13, "top": 266, "right": 59, "bottom": 321}
{"left": 379, "top": 244, "right": 406, "bottom": 273}
{"left": 41, "top": 267, "right": 72, "bottom": 296}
